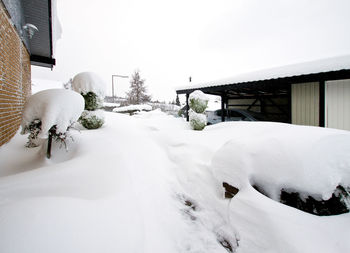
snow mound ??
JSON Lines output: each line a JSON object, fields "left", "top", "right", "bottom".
{"left": 21, "top": 89, "right": 84, "bottom": 139}
{"left": 72, "top": 72, "right": 106, "bottom": 98}
{"left": 211, "top": 122, "right": 350, "bottom": 201}
{"left": 113, "top": 104, "right": 152, "bottom": 113}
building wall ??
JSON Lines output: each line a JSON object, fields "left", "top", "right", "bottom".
{"left": 291, "top": 82, "right": 319, "bottom": 126}
{"left": 0, "top": 2, "right": 31, "bottom": 147}
{"left": 325, "top": 79, "right": 350, "bottom": 131}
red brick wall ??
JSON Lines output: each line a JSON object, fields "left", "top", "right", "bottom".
{"left": 0, "top": 2, "right": 31, "bottom": 147}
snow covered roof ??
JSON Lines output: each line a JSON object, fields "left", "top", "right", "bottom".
{"left": 177, "top": 55, "right": 350, "bottom": 93}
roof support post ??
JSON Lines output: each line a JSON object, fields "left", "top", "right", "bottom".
{"left": 186, "top": 93, "right": 189, "bottom": 122}
{"left": 319, "top": 80, "right": 325, "bottom": 127}
{"left": 221, "top": 94, "right": 226, "bottom": 122}
{"left": 287, "top": 84, "right": 292, "bottom": 123}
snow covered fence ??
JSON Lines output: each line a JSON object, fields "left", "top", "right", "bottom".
{"left": 113, "top": 104, "right": 152, "bottom": 115}
{"left": 149, "top": 103, "right": 180, "bottom": 116}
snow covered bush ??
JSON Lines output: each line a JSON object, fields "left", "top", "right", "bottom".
{"left": 72, "top": 72, "right": 106, "bottom": 129}
{"left": 79, "top": 110, "right": 105, "bottom": 129}
{"left": 22, "top": 119, "right": 42, "bottom": 147}
{"left": 189, "top": 109, "right": 207, "bottom": 130}
{"left": 189, "top": 90, "right": 208, "bottom": 130}
{"left": 71, "top": 72, "right": 105, "bottom": 99}
{"left": 82, "top": 91, "right": 103, "bottom": 111}
{"left": 21, "top": 89, "right": 84, "bottom": 158}
{"left": 212, "top": 123, "right": 350, "bottom": 216}
{"left": 189, "top": 90, "right": 209, "bottom": 114}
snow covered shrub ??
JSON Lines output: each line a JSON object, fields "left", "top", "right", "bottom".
{"left": 21, "top": 89, "right": 84, "bottom": 158}
{"left": 71, "top": 72, "right": 105, "bottom": 99}
{"left": 189, "top": 90, "right": 209, "bottom": 114}
{"left": 212, "top": 123, "right": 350, "bottom": 216}
{"left": 72, "top": 72, "right": 106, "bottom": 129}
{"left": 189, "top": 109, "right": 207, "bottom": 130}
{"left": 81, "top": 91, "right": 103, "bottom": 111}
{"left": 189, "top": 90, "right": 208, "bottom": 130}
{"left": 22, "top": 120, "right": 75, "bottom": 152}
{"left": 279, "top": 185, "right": 350, "bottom": 216}
{"left": 79, "top": 110, "right": 105, "bottom": 129}
{"left": 22, "top": 119, "right": 42, "bottom": 147}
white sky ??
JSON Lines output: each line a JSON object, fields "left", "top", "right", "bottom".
{"left": 32, "top": 0, "right": 350, "bottom": 102}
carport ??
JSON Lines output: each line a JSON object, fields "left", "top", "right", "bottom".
{"left": 176, "top": 55, "right": 350, "bottom": 128}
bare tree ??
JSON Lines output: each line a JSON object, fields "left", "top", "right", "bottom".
{"left": 126, "top": 70, "right": 151, "bottom": 104}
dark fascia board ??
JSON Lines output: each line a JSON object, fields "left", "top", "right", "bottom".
{"left": 30, "top": 55, "right": 56, "bottom": 68}
{"left": 176, "top": 69, "right": 350, "bottom": 95}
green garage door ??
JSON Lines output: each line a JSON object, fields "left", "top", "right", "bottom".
{"left": 325, "top": 79, "right": 350, "bottom": 131}
{"left": 292, "top": 82, "right": 320, "bottom": 126}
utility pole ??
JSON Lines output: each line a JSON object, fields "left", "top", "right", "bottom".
{"left": 112, "top": 74, "right": 129, "bottom": 102}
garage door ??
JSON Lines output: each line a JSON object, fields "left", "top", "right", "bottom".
{"left": 292, "top": 82, "right": 319, "bottom": 126}
{"left": 325, "top": 79, "right": 350, "bottom": 131}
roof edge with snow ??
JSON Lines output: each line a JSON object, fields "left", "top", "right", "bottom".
{"left": 176, "top": 55, "right": 350, "bottom": 94}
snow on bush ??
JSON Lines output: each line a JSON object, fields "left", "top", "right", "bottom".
{"left": 189, "top": 90, "right": 209, "bottom": 114}
{"left": 82, "top": 92, "right": 103, "bottom": 110}
{"left": 79, "top": 110, "right": 105, "bottom": 129}
{"left": 72, "top": 72, "right": 106, "bottom": 129}
{"left": 189, "top": 90, "right": 208, "bottom": 130}
{"left": 211, "top": 123, "right": 350, "bottom": 214}
{"left": 21, "top": 89, "right": 84, "bottom": 139}
{"left": 189, "top": 109, "right": 207, "bottom": 130}
{"left": 71, "top": 72, "right": 106, "bottom": 98}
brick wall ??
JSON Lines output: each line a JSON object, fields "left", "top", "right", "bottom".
{"left": 0, "top": 2, "right": 31, "bottom": 147}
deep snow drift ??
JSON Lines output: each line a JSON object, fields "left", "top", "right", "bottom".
{"left": 1, "top": 110, "right": 350, "bottom": 253}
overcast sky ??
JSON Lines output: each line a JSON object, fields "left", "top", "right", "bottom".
{"left": 32, "top": 0, "right": 350, "bottom": 102}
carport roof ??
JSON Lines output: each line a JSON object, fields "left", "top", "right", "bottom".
{"left": 176, "top": 55, "right": 350, "bottom": 97}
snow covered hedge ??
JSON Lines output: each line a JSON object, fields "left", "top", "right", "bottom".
{"left": 21, "top": 89, "right": 84, "bottom": 157}
{"left": 189, "top": 90, "right": 208, "bottom": 130}
{"left": 72, "top": 72, "right": 106, "bottom": 129}
{"left": 212, "top": 123, "right": 350, "bottom": 216}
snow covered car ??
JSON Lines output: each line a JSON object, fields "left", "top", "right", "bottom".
{"left": 206, "top": 108, "right": 270, "bottom": 125}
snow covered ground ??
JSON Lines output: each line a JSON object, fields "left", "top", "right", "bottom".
{"left": 1, "top": 110, "right": 350, "bottom": 253}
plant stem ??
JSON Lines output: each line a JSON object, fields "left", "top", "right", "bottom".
{"left": 47, "top": 134, "right": 52, "bottom": 159}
